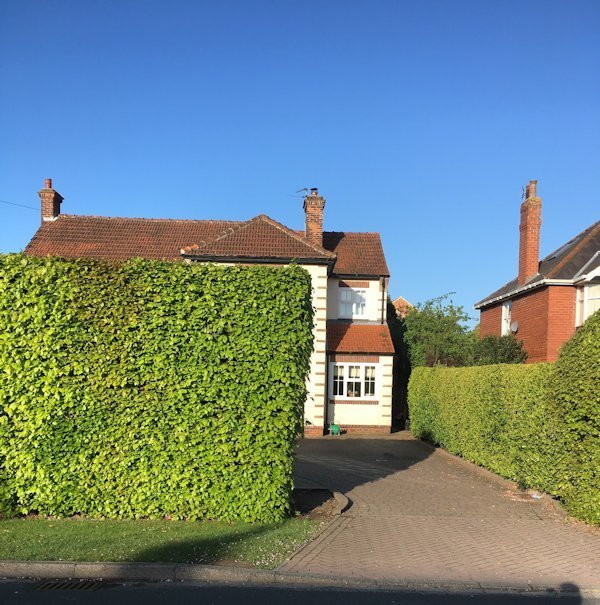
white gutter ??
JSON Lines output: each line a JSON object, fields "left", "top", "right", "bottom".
{"left": 474, "top": 278, "right": 576, "bottom": 309}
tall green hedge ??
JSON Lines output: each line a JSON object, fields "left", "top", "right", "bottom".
{"left": 546, "top": 309, "right": 600, "bottom": 524}
{"left": 0, "top": 255, "right": 314, "bottom": 522}
{"left": 409, "top": 311, "right": 600, "bottom": 525}
{"left": 408, "top": 364, "right": 554, "bottom": 480}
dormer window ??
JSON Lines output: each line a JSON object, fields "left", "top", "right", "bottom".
{"left": 339, "top": 288, "right": 366, "bottom": 319}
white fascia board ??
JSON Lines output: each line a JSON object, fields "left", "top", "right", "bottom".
{"left": 474, "top": 278, "right": 575, "bottom": 310}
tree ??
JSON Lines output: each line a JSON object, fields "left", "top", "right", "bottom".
{"left": 403, "top": 294, "right": 473, "bottom": 367}
{"left": 473, "top": 334, "right": 528, "bottom": 365}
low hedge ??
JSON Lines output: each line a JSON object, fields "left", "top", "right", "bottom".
{"left": 0, "top": 255, "right": 314, "bottom": 522}
{"left": 408, "top": 310, "right": 600, "bottom": 525}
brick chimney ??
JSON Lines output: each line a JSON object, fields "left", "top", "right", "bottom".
{"left": 518, "top": 179, "right": 542, "bottom": 285}
{"left": 39, "top": 178, "right": 63, "bottom": 223}
{"left": 304, "top": 188, "right": 325, "bottom": 247}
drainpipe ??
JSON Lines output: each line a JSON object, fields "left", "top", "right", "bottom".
{"left": 380, "top": 277, "right": 386, "bottom": 324}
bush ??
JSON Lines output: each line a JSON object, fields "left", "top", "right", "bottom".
{"left": 0, "top": 255, "right": 314, "bottom": 522}
{"left": 473, "top": 335, "right": 528, "bottom": 365}
{"left": 409, "top": 310, "right": 600, "bottom": 526}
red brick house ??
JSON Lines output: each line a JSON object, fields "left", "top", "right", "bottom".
{"left": 26, "top": 180, "right": 395, "bottom": 435}
{"left": 392, "top": 295, "right": 413, "bottom": 318}
{"left": 475, "top": 180, "right": 600, "bottom": 363}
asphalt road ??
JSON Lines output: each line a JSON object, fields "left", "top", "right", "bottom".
{"left": 0, "top": 581, "right": 596, "bottom": 605}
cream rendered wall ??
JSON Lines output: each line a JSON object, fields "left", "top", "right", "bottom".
{"left": 327, "top": 278, "right": 388, "bottom": 322}
{"left": 300, "top": 264, "right": 329, "bottom": 432}
{"left": 327, "top": 355, "right": 393, "bottom": 429}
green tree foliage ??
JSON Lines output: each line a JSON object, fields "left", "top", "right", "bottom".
{"left": 403, "top": 294, "right": 472, "bottom": 367}
{"left": 472, "top": 334, "right": 528, "bottom": 365}
{"left": 0, "top": 255, "right": 314, "bottom": 522}
{"left": 408, "top": 311, "right": 600, "bottom": 525}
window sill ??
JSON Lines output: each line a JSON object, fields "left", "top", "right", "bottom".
{"left": 329, "top": 399, "right": 379, "bottom": 406}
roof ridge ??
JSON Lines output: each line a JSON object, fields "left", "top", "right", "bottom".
{"left": 183, "top": 214, "right": 335, "bottom": 258}
{"left": 180, "top": 217, "right": 256, "bottom": 254}
{"left": 59, "top": 214, "right": 241, "bottom": 225}
{"left": 256, "top": 214, "right": 335, "bottom": 257}
{"left": 547, "top": 221, "right": 600, "bottom": 278}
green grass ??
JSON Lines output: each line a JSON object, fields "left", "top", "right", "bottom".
{"left": 0, "top": 517, "right": 321, "bottom": 569}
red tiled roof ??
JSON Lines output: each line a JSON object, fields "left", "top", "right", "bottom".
{"left": 326, "top": 322, "right": 395, "bottom": 354}
{"left": 322, "top": 232, "right": 390, "bottom": 277}
{"left": 25, "top": 215, "right": 390, "bottom": 276}
{"left": 24, "top": 215, "right": 239, "bottom": 261}
{"left": 182, "top": 214, "right": 334, "bottom": 260}
{"left": 392, "top": 295, "right": 413, "bottom": 318}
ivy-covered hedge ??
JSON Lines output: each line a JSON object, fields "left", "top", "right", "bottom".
{"left": 409, "top": 311, "right": 600, "bottom": 525}
{"left": 0, "top": 255, "right": 314, "bottom": 522}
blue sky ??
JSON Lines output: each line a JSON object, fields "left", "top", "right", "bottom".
{"left": 1, "top": 0, "right": 598, "bottom": 320}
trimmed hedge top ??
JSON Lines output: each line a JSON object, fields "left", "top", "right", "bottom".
{"left": 0, "top": 255, "right": 314, "bottom": 522}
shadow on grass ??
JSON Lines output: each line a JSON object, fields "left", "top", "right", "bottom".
{"left": 130, "top": 522, "right": 284, "bottom": 565}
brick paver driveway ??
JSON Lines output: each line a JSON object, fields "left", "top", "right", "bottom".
{"left": 282, "top": 432, "right": 600, "bottom": 590}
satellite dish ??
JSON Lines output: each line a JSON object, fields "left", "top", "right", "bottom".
{"left": 511, "top": 321, "right": 519, "bottom": 334}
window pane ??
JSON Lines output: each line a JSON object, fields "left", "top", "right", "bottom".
{"left": 340, "top": 303, "right": 352, "bottom": 317}
{"left": 333, "top": 365, "right": 344, "bottom": 396}
{"left": 589, "top": 297, "right": 600, "bottom": 316}
{"left": 353, "top": 290, "right": 366, "bottom": 316}
{"left": 364, "top": 365, "right": 376, "bottom": 396}
{"left": 347, "top": 365, "right": 361, "bottom": 397}
{"left": 347, "top": 381, "right": 361, "bottom": 397}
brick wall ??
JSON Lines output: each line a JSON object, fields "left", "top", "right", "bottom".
{"left": 511, "top": 288, "right": 550, "bottom": 363}
{"left": 479, "top": 285, "right": 577, "bottom": 363}
{"left": 546, "top": 285, "right": 576, "bottom": 361}
{"left": 479, "top": 304, "right": 502, "bottom": 338}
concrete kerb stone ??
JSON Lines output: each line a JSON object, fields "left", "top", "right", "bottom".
{"left": 331, "top": 491, "right": 350, "bottom": 515}
{"left": 1, "top": 560, "right": 599, "bottom": 597}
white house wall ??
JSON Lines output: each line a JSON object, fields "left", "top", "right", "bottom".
{"left": 300, "top": 264, "right": 328, "bottom": 432}
{"left": 327, "top": 355, "right": 393, "bottom": 430}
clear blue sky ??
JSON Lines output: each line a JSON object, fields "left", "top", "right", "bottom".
{"left": 1, "top": 0, "right": 598, "bottom": 319}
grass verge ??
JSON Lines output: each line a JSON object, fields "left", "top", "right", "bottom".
{"left": 0, "top": 517, "right": 321, "bottom": 569}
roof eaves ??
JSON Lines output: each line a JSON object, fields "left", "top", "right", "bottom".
{"left": 474, "top": 278, "right": 576, "bottom": 309}
{"left": 179, "top": 253, "right": 335, "bottom": 266}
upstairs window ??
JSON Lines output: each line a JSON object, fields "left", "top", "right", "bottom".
{"left": 501, "top": 301, "right": 512, "bottom": 336}
{"left": 339, "top": 288, "right": 366, "bottom": 319}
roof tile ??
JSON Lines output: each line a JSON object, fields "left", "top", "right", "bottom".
{"left": 326, "top": 321, "right": 395, "bottom": 354}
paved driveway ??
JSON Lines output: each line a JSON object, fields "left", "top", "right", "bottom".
{"left": 283, "top": 433, "right": 600, "bottom": 591}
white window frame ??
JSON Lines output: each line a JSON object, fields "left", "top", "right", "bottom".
{"left": 329, "top": 362, "right": 378, "bottom": 400}
{"left": 339, "top": 287, "right": 367, "bottom": 319}
{"left": 576, "top": 282, "right": 600, "bottom": 327}
{"left": 501, "top": 301, "right": 512, "bottom": 336}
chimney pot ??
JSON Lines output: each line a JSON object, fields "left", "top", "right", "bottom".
{"left": 45, "top": 178, "right": 52, "bottom": 189}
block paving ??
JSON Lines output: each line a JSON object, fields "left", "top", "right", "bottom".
{"left": 283, "top": 433, "right": 600, "bottom": 590}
